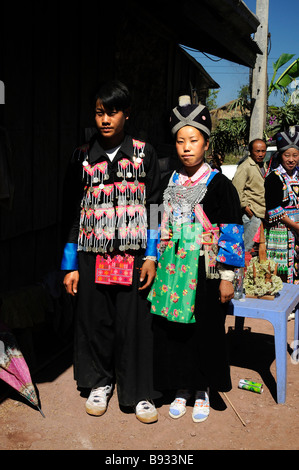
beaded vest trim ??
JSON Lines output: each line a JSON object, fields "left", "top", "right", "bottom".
{"left": 78, "top": 139, "right": 148, "bottom": 253}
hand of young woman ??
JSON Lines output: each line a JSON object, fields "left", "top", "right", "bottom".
{"left": 219, "top": 279, "right": 235, "bottom": 303}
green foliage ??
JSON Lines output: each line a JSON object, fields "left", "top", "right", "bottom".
{"left": 210, "top": 84, "right": 250, "bottom": 154}
{"left": 210, "top": 115, "right": 250, "bottom": 155}
{"left": 264, "top": 53, "right": 299, "bottom": 143}
{"left": 221, "top": 153, "right": 241, "bottom": 164}
{"left": 238, "top": 84, "right": 250, "bottom": 101}
{"left": 211, "top": 55, "right": 299, "bottom": 152}
{"left": 206, "top": 89, "right": 219, "bottom": 110}
{"left": 268, "top": 53, "right": 299, "bottom": 102}
{"left": 268, "top": 53, "right": 295, "bottom": 96}
{"left": 264, "top": 104, "right": 299, "bottom": 143}
{"left": 276, "top": 59, "right": 299, "bottom": 89}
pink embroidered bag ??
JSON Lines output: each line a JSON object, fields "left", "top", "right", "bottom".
{"left": 95, "top": 254, "right": 134, "bottom": 285}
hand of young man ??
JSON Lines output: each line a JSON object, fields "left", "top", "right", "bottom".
{"left": 64, "top": 270, "right": 80, "bottom": 296}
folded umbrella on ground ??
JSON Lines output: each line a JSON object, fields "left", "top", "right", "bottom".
{"left": 0, "top": 322, "right": 45, "bottom": 417}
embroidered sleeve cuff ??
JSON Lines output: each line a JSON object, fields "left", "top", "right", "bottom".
{"left": 217, "top": 263, "right": 235, "bottom": 282}
{"left": 144, "top": 229, "right": 159, "bottom": 257}
{"left": 268, "top": 206, "right": 286, "bottom": 223}
{"left": 61, "top": 243, "right": 79, "bottom": 271}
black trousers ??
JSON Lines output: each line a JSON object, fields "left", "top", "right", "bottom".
{"left": 73, "top": 252, "right": 160, "bottom": 407}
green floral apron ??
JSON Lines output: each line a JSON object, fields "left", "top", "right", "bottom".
{"left": 148, "top": 222, "right": 204, "bottom": 324}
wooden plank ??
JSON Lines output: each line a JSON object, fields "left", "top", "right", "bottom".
{"left": 245, "top": 294, "right": 275, "bottom": 300}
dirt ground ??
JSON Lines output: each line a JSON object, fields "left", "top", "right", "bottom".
{"left": 1, "top": 314, "right": 299, "bottom": 453}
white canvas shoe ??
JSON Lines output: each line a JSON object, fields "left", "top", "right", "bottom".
{"left": 192, "top": 390, "right": 210, "bottom": 423}
{"left": 85, "top": 385, "right": 112, "bottom": 416}
{"left": 135, "top": 400, "right": 158, "bottom": 424}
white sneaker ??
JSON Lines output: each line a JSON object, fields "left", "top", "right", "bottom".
{"left": 85, "top": 385, "right": 112, "bottom": 416}
{"left": 192, "top": 390, "right": 210, "bottom": 423}
{"left": 135, "top": 400, "right": 158, "bottom": 424}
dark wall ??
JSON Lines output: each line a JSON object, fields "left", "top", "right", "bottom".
{"left": 0, "top": 1, "right": 114, "bottom": 291}
{"left": 0, "top": 1, "right": 175, "bottom": 292}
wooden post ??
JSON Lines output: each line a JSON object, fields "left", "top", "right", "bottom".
{"left": 249, "top": 0, "right": 269, "bottom": 141}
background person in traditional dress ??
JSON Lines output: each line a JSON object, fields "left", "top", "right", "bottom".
{"left": 148, "top": 96, "right": 245, "bottom": 423}
{"left": 61, "top": 80, "right": 161, "bottom": 423}
{"left": 264, "top": 128, "right": 299, "bottom": 284}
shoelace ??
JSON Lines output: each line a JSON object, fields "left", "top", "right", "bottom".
{"left": 171, "top": 398, "right": 187, "bottom": 407}
{"left": 194, "top": 393, "right": 209, "bottom": 409}
{"left": 194, "top": 399, "right": 209, "bottom": 408}
{"left": 136, "top": 400, "right": 155, "bottom": 412}
{"left": 89, "top": 386, "right": 111, "bottom": 403}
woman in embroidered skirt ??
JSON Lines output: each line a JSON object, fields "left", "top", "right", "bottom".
{"left": 148, "top": 97, "right": 245, "bottom": 422}
{"left": 264, "top": 128, "right": 299, "bottom": 284}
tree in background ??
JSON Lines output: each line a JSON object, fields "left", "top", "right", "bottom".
{"left": 210, "top": 54, "right": 299, "bottom": 153}
{"left": 206, "top": 89, "right": 219, "bottom": 111}
{"left": 265, "top": 53, "right": 299, "bottom": 143}
{"left": 268, "top": 54, "right": 299, "bottom": 101}
{"left": 210, "top": 85, "right": 250, "bottom": 156}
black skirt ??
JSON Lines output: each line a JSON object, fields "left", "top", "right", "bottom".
{"left": 152, "top": 256, "right": 232, "bottom": 393}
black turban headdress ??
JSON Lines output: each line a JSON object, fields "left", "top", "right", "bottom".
{"left": 170, "top": 96, "right": 212, "bottom": 139}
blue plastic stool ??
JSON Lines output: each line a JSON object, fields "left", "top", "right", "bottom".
{"left": 228, "top": 283, "right": 299, "bottom": 404}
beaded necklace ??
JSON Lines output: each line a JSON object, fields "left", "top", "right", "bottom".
{"left": 163, "top": 165, "right": 212, "bottom": 223}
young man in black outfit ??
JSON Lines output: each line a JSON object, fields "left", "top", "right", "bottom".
{"left": 62, "top": 80, "right": 161, "bottom": 423}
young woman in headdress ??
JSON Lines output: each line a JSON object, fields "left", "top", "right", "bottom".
{"left": 264, "top": 127, "right": 299, "bottom": 284}
{"left": 148, "top": 96, "right": 245, "bottom": 422}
